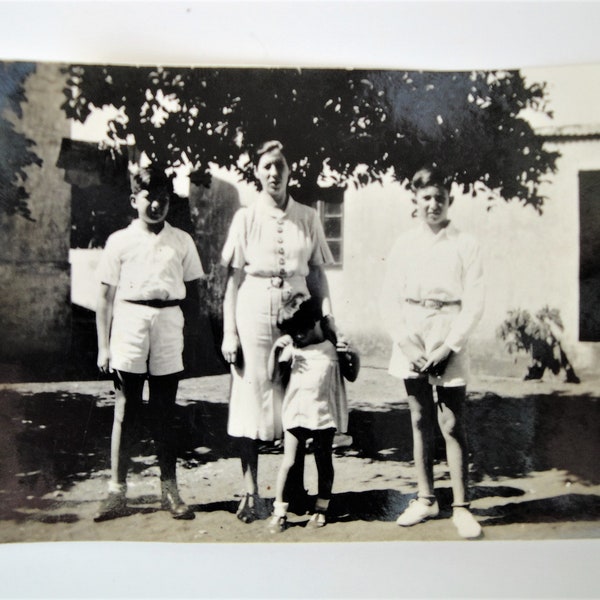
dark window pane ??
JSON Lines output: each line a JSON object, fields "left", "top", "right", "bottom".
{"left": 324, "top": 202, "right": 343, "bottom": 216}
{"left": 327, "top": 241, "right": 342, "bottom": 264}
{"left": 579, "top": 170, "right": 600, "bottom": 341}
{"left": 324, "top": 217, "right": 342, "bottom": 238}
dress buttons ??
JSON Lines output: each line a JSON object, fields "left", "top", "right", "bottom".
{"left": 277, "top": 227, "right": 283, "bottom": 234}
{"left": 279, "top": 257, "right": 285, "bottom": 265}
{"left": 278, "top": 247, "right": 285, "bottom": 254}
{"left": 277, "top": 238, "right": 283, "bottom": 243}
{"left": 279, "top": 268, "right": 287, "bottom": 276}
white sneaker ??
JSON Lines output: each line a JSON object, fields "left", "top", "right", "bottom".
{"left": 306, "top": 512, "right": 327, "bottom": 529}
{"left": 452, "top": 507, "right": 482, "bottom": 539}
{"left": 396, "top": 499, "right": 439, "bottom": 526}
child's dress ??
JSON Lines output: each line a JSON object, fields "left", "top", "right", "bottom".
{"left": 279, "top": 340, "right": 348, "bottom": 433}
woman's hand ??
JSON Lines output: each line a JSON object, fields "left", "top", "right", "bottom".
{"left": 221, "top": 331, "right": 241, "bottom": 364}
{"left": 97, "top": 347, "right": 111, "bottom": 374}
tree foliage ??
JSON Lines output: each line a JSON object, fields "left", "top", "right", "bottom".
{"left": 0, "top": 62, "right": 43, "bottom": 220}
{"left": 62, "top": 66, "right": 558, "bottom": 210}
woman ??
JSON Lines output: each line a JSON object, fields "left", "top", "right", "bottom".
{"left": 221, "top": 140, "right": 337, "bottom": 522}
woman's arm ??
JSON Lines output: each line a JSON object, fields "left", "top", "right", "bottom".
{"left": 221, "top": 267, "right": 244, "bottom": 364}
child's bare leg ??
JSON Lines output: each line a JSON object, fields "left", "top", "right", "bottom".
{"left": 110, "top": 371, "right": 145, "bottom": 488}
{"left": 95, "top": 371, "right": 144, "bottom": 521}
{"left": 436, "top": 385, "right": 468, "bottom": 505}
{"left": 405, "top": 378, "right": 436, "bottom": 501}
{"left": 436, "top": 385, "right": 481, "bottom": 538}
{"left": 275, "top": 430, "right": 301, "bottom": 504}
{"left": 396, "top": 378, "right": 439, "bottom": 526}
{"left": 268, "top": 430, "right": 301, "bottom": 532}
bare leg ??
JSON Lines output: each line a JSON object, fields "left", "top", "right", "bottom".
{"left": 405, "top": 378, "right": 436, "bottom": 502}
{"left": 275, "top": 430, "right": 301, "bottom": 504}
{"left": 437, "top": 385, "right": 481, "bottom": 538}
{"left": 110, "top": 371, "right": 145, "bottom": 487}
{"left": 436, "top": 386, "right": 468, "bottom": 506}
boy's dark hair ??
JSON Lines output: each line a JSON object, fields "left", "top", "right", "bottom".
{"left": 277, "top": 296, "right": 322, "bottom": 336}
{"left": 411, "top": 166, "right": 450, "bottom": 192}
{"left": 252, "top": 140, "right": 285, "bottom": 165}
{"left": 130, "top": 165, "right": 174, "bottom": 196}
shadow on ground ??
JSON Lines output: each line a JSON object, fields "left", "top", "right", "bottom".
{"left": 0, "top": 385, "right": 598, "bottom": 525}
{"left": 349, "top": 391, "right": 599, "bottom": 485}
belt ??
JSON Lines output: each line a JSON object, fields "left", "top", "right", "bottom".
{"left": 125, "top": 299, "right": 181, "bottom": 308}
{"left": 406, "top": 298, "right": 461, "bottom": 310}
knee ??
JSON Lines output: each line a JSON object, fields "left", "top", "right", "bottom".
{"left": 438, "top": 410, "right": 461, "bottom": 440}
{"left": 408, "top": 401, "right": 429, "bottom": 431}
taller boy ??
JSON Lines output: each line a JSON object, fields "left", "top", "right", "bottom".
{"left": 95, "top": 165, "right": 204, "bottom": 521}
{"left": 380, "top": 166, "right": 485, "bottom": 539}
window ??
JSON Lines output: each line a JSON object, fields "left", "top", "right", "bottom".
{"left": 317, "top": 187, "right": 344, "bottom": 266}
{"left": 579, "top": 170, "right": 600, "bottom": 341}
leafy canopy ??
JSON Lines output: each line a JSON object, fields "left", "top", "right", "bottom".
{"left": 0, "top": 62, "right": 43, "bottom": 220}
{"left": 62, "top": 66, "right": 558, "bottom": 211}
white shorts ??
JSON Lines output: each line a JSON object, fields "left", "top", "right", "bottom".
{"left": 109, "top": 301, "right": 184, "bottom": 376}
{"left": 388, "top": 303, "right": 469, "bottom": 387}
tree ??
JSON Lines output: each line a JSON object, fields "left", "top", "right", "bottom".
{"left": 0, "top": 62, "right": 43, "bottom": 220}
{"left": 62, "top": 66, "right": 557, "bottom": 211}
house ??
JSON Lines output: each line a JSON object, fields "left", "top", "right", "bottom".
{"left": 1, "top": 62, "right": 599, "bottom": 380}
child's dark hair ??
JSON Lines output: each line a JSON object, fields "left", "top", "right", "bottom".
{"left": 277, "top": 296, "right": 322, "bottom": 336}
{"left": 130, "top": 165, "right": 174, "bottom": 196}
{"left": 411, "top": 166, "right": 450, "bottom": 192}
{"left": 252, "top": 140, "right": 285, "bottom": 165}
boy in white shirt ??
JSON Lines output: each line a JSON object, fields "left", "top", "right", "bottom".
{"left": 94, "top": 165, "right": 204, "bottom": 522}
{"left": 380, "top": 166, "right": 485, "bottom": 539}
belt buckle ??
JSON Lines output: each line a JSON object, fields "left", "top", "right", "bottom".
{"left": 271, "top": 276, "right": 284, "bottom": 288}
{"left": 423, "top": 299, "right": 443, "bottom": 310}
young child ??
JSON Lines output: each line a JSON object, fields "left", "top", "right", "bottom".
{"left": 94, "top": 164, "right": 204, "bottom": 522}
{"left": 267, "top": 295, "right": 359, "bottom": 533}
{"left": 380, "top": 166, "right": 485, "bottom": 539}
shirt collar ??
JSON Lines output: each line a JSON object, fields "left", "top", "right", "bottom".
{"left": 255, "top": 194, "right": 297, "bottom": 219}
{"left": 130, "top": 219, "right": 172, "bottom": 236}
{"left": 418, "top": 220, "right": 456, "bottom": 240}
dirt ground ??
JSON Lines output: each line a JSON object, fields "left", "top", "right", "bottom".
{"left": 0, "top": 368, "right": 598, "bottom": 545}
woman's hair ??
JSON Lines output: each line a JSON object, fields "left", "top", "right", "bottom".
{"left": 277, "top": 296, "right": 322, "bottom": 336}
{"left": 252, "top": 140, "right": 285, "bottom": 165}
{"left": 130, "top": 164, "right": 174, "bottom": 196}
{"left": 410, "top": 166, "right": 450, "bottom": 192}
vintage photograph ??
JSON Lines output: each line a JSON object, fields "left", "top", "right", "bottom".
{"left": 0, "top": 59, "right": 598, "bottom": 547}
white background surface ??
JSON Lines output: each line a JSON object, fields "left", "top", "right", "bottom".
{"left": 0, "top": 1, "right": 599, "bottom": 598}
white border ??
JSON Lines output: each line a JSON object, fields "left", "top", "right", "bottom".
{"left": 1, "top": 2, "right": 599, "bottom": 598}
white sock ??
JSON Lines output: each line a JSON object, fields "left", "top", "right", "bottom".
{"left": 273, "top": 501, "right": 289, "bottom": 518}
{"left": 108, "top": 481, "right": 126, "bottom": 495}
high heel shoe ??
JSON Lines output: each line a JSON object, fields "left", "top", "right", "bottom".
{"left": 236, "top": 493, "right": 259, "bottom": 523}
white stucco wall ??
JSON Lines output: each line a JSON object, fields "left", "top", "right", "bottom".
{"left": 325, "top": 138, "right": 600, "bottom": 374}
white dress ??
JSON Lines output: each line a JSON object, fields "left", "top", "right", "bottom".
{"left": 280, "top": 340, "right": 348, "bottom": 433}
{"left": 221, "top": 196, "right": 334, "bottom": 440}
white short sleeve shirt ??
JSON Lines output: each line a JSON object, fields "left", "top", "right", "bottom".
{"left": 97, "top": 220, "right": 204, "bottom": 301}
